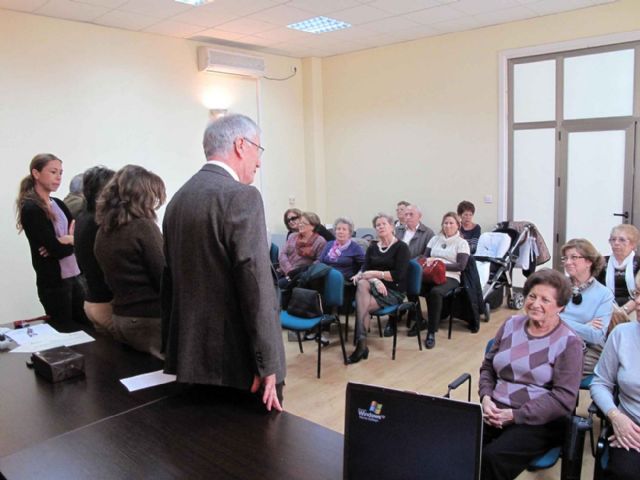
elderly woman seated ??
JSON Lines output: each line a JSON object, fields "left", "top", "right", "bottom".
{"left": 559, "top": 238, "right": 614, "bottom": 377}
{"left": 277, "top": 211, "right": 327, "bottom": 289}
{"left": 590, "top": 292, "right": 640, "bottom": 480}
{"left": 348, "top": 213, "right": 410, "bottom": 364}
{"left": 480, "top": 269, "right": 583, "bottom": 480}
{"left": 318, "top": 217, "right": 365, "bottom": 279}
{"left": 597, "top": 224, "right": 640, "bottom": 314}
{"left": 408, "top": 211, "right": 470, "bottom": 349}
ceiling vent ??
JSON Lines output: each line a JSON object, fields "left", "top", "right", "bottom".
{"left": 197, "top": 47, "right": 265, "bottom": 77}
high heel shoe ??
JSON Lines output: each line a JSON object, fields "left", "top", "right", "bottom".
{"left": 347, "top": 345, "right": 369, "bottom": 364}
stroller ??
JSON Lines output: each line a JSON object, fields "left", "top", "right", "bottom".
{"left": 474, "top": 221, "right": 550, "bottom": 320}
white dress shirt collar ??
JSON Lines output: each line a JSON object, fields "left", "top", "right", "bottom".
{"left": 206, "top": 160, "right": 239, "bottom": 182}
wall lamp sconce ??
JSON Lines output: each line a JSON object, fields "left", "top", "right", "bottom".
{"left": 209, "top": 108, "right": 227, "bottom": 120}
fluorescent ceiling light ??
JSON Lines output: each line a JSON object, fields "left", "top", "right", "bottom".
{"left": 175, "top": 0, "right": 214, "bottom": 6}
{"left": 287, "top": 16, "right": 351, "bottom": 34}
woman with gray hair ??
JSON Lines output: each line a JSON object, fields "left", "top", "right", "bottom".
{"left": 597, "top": 224, "right": 640, "bottom": 311}
{"left": 348, "top": 213, "right": 410, "bottom": 364}
{"left": 318, "top": 217, "right": 365, "bottom": 279}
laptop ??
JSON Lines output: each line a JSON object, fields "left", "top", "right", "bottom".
{"left": 344, "top": 382, "right": 483, "bottom": 480}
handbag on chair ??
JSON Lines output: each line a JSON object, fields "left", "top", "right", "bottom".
{"left": 287, "top": 288, "right": 323, "bottom": 318}
{"left": 417, "top": 257, "right": 446, "bottom": 285}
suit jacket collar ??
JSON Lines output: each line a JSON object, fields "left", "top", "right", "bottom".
{"left": 202, "top": 161, "right": 239, "bottom": 182}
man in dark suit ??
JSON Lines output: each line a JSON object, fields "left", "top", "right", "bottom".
{"left": 162, "top": 114, "right": 285, "bottom": 412}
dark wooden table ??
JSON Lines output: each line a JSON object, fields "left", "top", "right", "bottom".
{"left": 0, "top": 336, "right": 344, "bottom": 479}
{"left": 0, "top": 334, "right": 178, "bottom": 458}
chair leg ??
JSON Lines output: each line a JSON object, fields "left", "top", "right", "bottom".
{"left": 334, "top": 316, "right": 348, "bottom": 365}
{"left": 414, "top": 304, "right": 423, "bottom": 351}
{"left": 316, "top": 324, "right": 322, "bottom": 379}
{"left": 344, "top": 310, "right": 350, "bottom": 343}
{"left": 392, "top": 314, "right": 398, "bottom": 360}
{"left": 448, "top": 308, "right": 454, "bottom": 340}
{"left": 296, "top": 331, "right": 304, "bottom": 353}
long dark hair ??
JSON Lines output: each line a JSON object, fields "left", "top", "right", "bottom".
{"left": 96, "top": 165, "right": 166, "bottom": 233}
{"left": 83, "top": 166, "right": 115, "bottom": 213}
{"left": 16, "top": 153, "right": 61, "bottom": 232}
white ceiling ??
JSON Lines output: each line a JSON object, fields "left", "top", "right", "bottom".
{"left": 0, "top": 0, "right": 618, "bottom": 58}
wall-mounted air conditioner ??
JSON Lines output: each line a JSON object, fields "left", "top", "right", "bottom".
{"left": 197, "top": 47, "right": 265, "bottom": 77}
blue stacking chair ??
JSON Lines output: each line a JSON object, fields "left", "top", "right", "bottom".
{"left": 269, "top": 242, "right": 279, "bottom": 269}
{"left": 280, "top": 268, "right": 347, "bottom": 378}
{"left": 370, "top": 259, "right": 423, "bottom": 360}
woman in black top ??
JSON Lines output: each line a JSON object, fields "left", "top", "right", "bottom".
{"left": 347, "top": 213, "right": 410, "bottom": 364}
{"left": 16, "top": 153, "right": 88, "bottom": 332}
{"left": 458, "top": 200, "right": 481, "bottom": 254}
{"left": 75, "top": 166, "right": 115, "bottom": 334}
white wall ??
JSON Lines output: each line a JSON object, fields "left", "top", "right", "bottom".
{"left": 0, "top": 9, "right": 305, "bottom": 320}
{"left": 321, "top": 0, "right": 640, "bottom": 233}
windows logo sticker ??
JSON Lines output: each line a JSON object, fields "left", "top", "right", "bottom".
{"left": 369, "top": 401, "right": 383, "bottom": 415}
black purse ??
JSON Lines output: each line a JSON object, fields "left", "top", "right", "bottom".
{"left": 287, "top": 287, "right": 323, "bottom": 318}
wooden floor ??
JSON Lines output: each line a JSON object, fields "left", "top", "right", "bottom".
{"left": 282, "top": 305, "right": 596, "bottom": 480}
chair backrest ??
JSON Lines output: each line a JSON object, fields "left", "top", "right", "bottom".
{"left": 269, "top": 243, "right": 279, "bottom": 265}
{"left": 406, "top": 259, "right": 423, "bottom": 297}
{"left": 322, "top": 268, "right": 345, "bottom": 308}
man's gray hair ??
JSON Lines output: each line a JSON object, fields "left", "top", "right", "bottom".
{"left": 69, "top": 173, "right": 84, "bottom": 194}
{"left": 408, "top": 204, "right": 422, "bottom": 216}
{"left": 203, "top": 114, "right": 260, "bottom": 159}
{"left": 334, "top": 217, "right": 355, "bottom": 235}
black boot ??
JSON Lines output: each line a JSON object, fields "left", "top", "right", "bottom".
{"left": 347, "top": 339, "right": 369, "bottom": 364}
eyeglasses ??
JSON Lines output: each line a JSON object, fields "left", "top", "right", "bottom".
{"left": 609, "top": 236, "right": 630, "bottom": 244}
{"left": 561, "top": 255, "right": 585, "bottom": 263}
{"left": 243, "top": 137, "right": 264, "bottom": 156}
{"left": 298, "top": 221, "right": 311, "bottom": 227}
{"left": 286, "top": 215, "right": 300, "bottom": 223}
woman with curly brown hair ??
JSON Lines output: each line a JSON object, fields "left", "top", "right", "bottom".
{"left": 94, "top": 165, "right": 166, "bottom": 358}
{"left": 16, "top": 153, "right": 87, "bottom": 332}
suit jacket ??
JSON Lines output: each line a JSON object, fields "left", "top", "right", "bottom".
{"left": 395, "top": 222, "right": 435, "bottom": 259}
{"left": 162, "top": 164, "right": 286, "bottom": 389}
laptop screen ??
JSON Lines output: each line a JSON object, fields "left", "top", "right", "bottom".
{"left": 344, "top": 382, "right": 483, "bottom": 480}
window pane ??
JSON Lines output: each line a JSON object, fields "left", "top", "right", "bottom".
{"left": 513, "top": 60, "right": 556, "bottom": 123}
{"left": 564, "top": 49, "right": 634, "bottom": 119}
{"left": 566, "top": 130, "right": 626, "bottom": 254}
{"left": 513, "top": 129, "right": 556, "bottom": 255}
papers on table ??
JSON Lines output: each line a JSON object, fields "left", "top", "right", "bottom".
{"left": 7, "top": 324, "right": 94, "bottom": 353}
{"left": 120, "top": 370, "right": 176, "bottom": 392}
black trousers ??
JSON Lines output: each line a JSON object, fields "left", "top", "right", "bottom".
{"left": 37, "top": 275, "right": 90, "bottom": 332}
{"left": 423, "top": 277, "right": 459, "bottom": 334}
{"left": 606, "top": 446, "right": 640, "bottom": 480}
{"left": 481, "top": 419, "right": 564, "bottom": 480}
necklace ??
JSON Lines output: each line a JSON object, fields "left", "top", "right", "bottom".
{"left": 571, "top": 277, "right": 594, "bottom": 305}
{"left": 378, "top": 238, "right": 396, "bottom": 253}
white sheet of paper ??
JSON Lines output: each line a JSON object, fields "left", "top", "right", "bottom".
{"left": 5, "top": 324, "right": 60, "bottom": 346}
{"left": 119, "top": 370, "right": 176, "bottom": 392}
{"left": 9, "top": 330, "right": 95, "bottom": 353}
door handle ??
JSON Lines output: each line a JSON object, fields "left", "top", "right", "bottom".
{"left": 613, "top": 211, "right": 629, "bottom": 219}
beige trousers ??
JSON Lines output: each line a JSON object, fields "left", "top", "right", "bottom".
{"left": 84, "top": 301, "right": 114, "bottom": 335}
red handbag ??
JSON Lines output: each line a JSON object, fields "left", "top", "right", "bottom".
{"left": 417, "top": 257, "right": 446, "bottom": 285}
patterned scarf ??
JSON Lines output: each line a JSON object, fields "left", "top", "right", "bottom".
{"left": 327, "top": 239, "right": 352, "bottom": 261}
{"left": 295, "top": 232, "right": 320, "bottom": 258}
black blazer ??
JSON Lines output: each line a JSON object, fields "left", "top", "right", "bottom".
{"left": 21, "top": 198, "right": 75, "bottom": 288}
{"left": 162, "top": 164, "right": 286, "bottom": 389}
